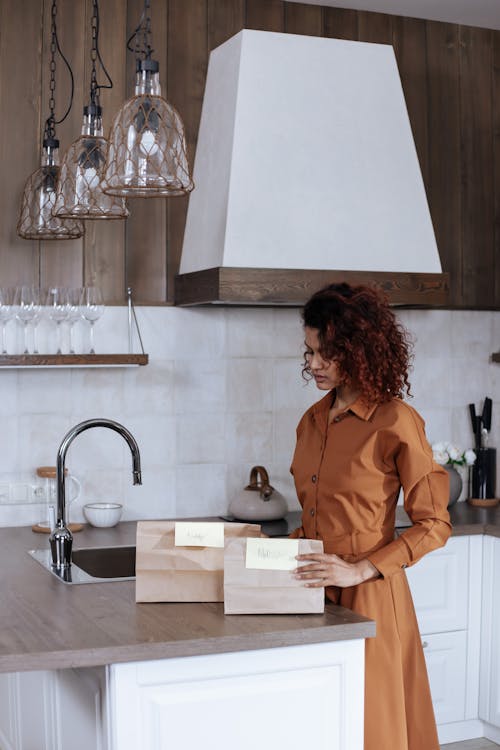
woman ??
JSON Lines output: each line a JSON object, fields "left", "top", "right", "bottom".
{"left": 290, "top": 282, "right": 451, "bottom": 750}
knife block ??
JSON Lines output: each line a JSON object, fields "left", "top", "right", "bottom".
{"left": 468, "top": 448, "right": 498, "bottom": 507}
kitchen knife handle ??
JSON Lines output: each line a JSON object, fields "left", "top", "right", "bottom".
{"left": 469, "top": 403, "right": 477, "bottom": 434}
{"left": 482, "top": 397, "right": 492, "bottom": 432}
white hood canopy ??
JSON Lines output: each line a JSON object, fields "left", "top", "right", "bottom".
{"left": 176, "top": 29, "right": 448, "bottom": 306}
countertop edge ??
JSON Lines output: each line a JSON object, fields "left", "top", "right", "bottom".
{"left": 0, "top": 618, "right": 376, "bottom": 674}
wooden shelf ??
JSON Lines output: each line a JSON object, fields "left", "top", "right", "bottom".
{"left": 0, "top": 354, "right": 149, "bottom": 369}
{"left": 175, "top": 267, "right": 450, "bottom": 307}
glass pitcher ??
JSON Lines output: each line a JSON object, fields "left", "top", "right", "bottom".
{"left": 35, "top": 465, "right": 81, "bottom": 531}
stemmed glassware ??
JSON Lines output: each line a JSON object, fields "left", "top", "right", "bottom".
{"left": 80, "top": 286, "right": 105, "bottom": 354}
{"left": 14, "top": 286, "right": 42, "bottom": 354}
{"left": 45, "top": 287, "right": 69, "bottom": 354}
{"left": 0, "top": 287, "right": 13, "bottom": 354}
{"left": 66, "top": 287, "right": 82, "bottom": 354}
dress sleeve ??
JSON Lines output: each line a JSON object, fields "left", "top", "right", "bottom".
{"left": 367, "top": 406, "right": 452, "bottom": 579}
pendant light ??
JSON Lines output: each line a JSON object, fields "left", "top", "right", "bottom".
{"left": 17, "top": 0, "right": 84, "bottom": 240}
{"left": 53, "top": 0, "right": 128, "bottom": 220}
{"left": 102, "top": 0, "right": 194, "bottom": 197}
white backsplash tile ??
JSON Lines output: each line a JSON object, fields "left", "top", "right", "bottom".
{"left": 18, "top": 369, "right": 72, "bottom": 414}
{"left": 225, "top": 412, "right": 273, "bottom": 464}
{"left": 0, "top": 306, "right": 498, "bottom": 526}
{"left": 174, "top": 359, "right": 226, "bottom": 414}
{"left": 226, "top": 308, "right": 277, "bottom": 357}
{"left": 177, "top": 413, "right": 225, "bottom": 464}
{"left": 226, "top": 358, "right": 273, "bottom": 412}
{"left": 175, "top": 463, "right": 227, "bottom": 517}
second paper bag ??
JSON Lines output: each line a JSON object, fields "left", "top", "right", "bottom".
{"left": 224, "top": 536, "right": 325, "bottom": 614}
{"left": 136, "top": 520, "right": 261, "bottom": 602}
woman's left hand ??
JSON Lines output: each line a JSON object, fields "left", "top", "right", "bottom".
{"left": 294, "top": 553, "right": 380, "bottom": 588}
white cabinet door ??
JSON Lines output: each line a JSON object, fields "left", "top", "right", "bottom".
{"left": 109, "top": 640, "right": 366, "bottom": 750}
{"left": 406, "top": 536, "right": 469, "bottom": 635}
{"left": 480, "top": 535, "right": 500, "bottom": 729}
{"left": 422, "top": 631, "right": 467, "bottom": 725}
{"left": 0, "top": 668, "right": 106, "bottom": 750}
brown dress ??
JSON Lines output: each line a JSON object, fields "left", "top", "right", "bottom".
{"left": 290, "top": 391, "right": 451, "bottom": 750}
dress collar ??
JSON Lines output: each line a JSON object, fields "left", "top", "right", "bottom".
{"left": 311, "top": 389, "right": 378, "bottom": 423}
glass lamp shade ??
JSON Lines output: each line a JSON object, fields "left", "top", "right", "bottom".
{"left": 103, "top": 65, "right": 194, "bottom": 197}
{"left": 53, "top": 109, "right": 129, "bottom": 220}
{"left": 17, "top": 141, "right": 84, "bottom": 240}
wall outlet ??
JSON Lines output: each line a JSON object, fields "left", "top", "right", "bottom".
{"left": 0, "top": 482, "right": 46, "bottom": 505}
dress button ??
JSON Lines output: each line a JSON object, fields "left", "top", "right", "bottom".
{"left": 310, "top": 508, "right": 315, "bottom": 517}
{"left": 311, "top": 475, "right": 317, "bottom": 483}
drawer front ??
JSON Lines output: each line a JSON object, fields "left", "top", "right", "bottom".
{"left": 406, "top": 536, "right": 469, "bottom": 634}
{"left": 422, "top": 630, "right": 467, "bottom": 725}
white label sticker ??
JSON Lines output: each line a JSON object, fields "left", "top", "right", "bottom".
{"left": 245, "top": 537, "right": 299, "bottom": 570}
{"left": 174, "top": 522, "right": 224, "bottom": 548}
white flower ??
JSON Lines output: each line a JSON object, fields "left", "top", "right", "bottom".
{"left": 464, "top": 449, "right": 476, "bottom": 466}
{"left": 446, "top": 444, "right": 461, "bottom": 462}
{"left": 431, "top": 439, "right": 475, "bottom": 467}
{"left": 432, "top": 441, "right": 447, "bottom": 454}
{"left": 433, "top": 449, "right": 449, "bottom": 465}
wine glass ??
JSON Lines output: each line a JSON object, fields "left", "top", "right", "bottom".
{"left": 45, "top": 287, "right": 69, "bottom": 354}
{"left": 66, "top": 287, "right": 82, "bottom": 354}
{"left": 80, "top": 286, "right": 105, "bottom": 354}
{"left": 0, "top": 287, "right": 13, "bottom": 354}
{"left": 14, "top": 286, "right": 42, "bottom": 354}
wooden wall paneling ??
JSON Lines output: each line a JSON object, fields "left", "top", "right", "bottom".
{"left": 245, "top": 0, "right": 285, "bottom": 32}
{"left": 208, "top": 0, "right": 245, "bottom": 51}
{"left": 0, "top": 0, "right": 44, "bottom": 286}
{"left": 357, "top": 11, "right": 393, "bottom": 45}
{"left": 40, "top": 0, "right": 86, "bottom": 290}
{"left": 83, "top": 0, "right": 128, "bottom": 304}
{"left": 322, "top": 7, "right": 358, "bottom": 41}
{"left": 284, "top": 2, "right": 323, "bottom": 37}
{"left": 493, "top": 31, "right": 500, "bottom": 307}
{"left": 425, "top": 21, "right": 462, "bottom": 306}
{"left": 392, "top": 17, "right": 430, "bottom": 189}
{"left": 166, "top": 0, "right": 208, "bottom": 301}
{"left": 459, "top": 26, "right": 495, "bottom": 308}
{"left": 125, "top": 0, "right": 168, "bottom": 304}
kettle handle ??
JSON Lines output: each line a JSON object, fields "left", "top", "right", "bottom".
{"left": 246, "top": 466, "right": 273, "bottom": 499}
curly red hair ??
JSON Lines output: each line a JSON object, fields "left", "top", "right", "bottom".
{"left": 302, "top": 282, "right": 413, "bottom": 403}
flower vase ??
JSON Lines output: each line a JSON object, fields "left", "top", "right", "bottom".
{"left": 444, "top": 464, "right": 462, "bottom": 507}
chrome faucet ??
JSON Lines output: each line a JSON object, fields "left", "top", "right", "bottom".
{"left": 49, "top": 418, "right": 142, "bottom": 570}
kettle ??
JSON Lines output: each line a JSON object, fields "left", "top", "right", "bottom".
{"left": 229, "top": 466, "right": 288, "bottom": 522}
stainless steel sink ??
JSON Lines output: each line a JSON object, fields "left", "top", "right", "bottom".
{"left": 28, "top": 545, "right": 136, "bottom": 584}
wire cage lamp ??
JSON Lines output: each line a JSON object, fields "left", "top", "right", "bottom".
{"left": 102, "top": 0, "right": 194, "bottom": 197}
{"left": 17, "top": 0, "right": 84, "bottom": 240}
{"left": 53, "top": 0, "right": 128, "bottom": 220}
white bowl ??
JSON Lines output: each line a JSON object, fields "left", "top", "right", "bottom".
{"left": 83, "top": 502, "right": 123, "bottom": 528}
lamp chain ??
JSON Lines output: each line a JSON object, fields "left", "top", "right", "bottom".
{"left": 89, "top": 0, "right": 113, "bottom": 109}
{"left": 43, "top": 0, "right": 75, "bottom": 142}
{"left": 45, "top": 0, "right": 58, "bottom": 140}
{"left": 127, "top": 0, "right": 154, "bottom": 61}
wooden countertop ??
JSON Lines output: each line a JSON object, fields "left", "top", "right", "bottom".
{"left": 0, "top": 523, "right": 375, "bottom": 674}
{"left": 396, "top": 502, "right": 500, "bottom": 537}
{"left": 2, "top": 503, "right": 497, "bottom": 675}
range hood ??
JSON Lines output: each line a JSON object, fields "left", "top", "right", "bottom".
{"left": 175, "top": 30, "right": 448, "bottom": 307}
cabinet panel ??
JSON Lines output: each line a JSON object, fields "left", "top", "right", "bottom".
{"left": 110, "top": 640, "right": 365, "bottom": 750}
{"left": 406, "top": 536, "right": 469, "bottom": 634}
{"left": 480, "top": 535, "right": 500, "bottom": 728}
{"left": 423, "top": 630, "right": 467, "bottom": 725}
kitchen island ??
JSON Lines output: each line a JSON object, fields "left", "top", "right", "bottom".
{"left": 2, "top": 504, "right": 500, "bottom": 750}
{"left": 0, "top": 522, "right": 374, "bottom": 750}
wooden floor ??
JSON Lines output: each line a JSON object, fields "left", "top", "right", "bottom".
{"left": 441, "top": 740, "right": 500, "bottom": 750}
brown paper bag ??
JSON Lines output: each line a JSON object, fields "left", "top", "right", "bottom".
{"left": 135, "top": 521, "right": 261, "bottom": 602}
{"left": 224, "top": 537, "right": 325, "bottom": 614}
